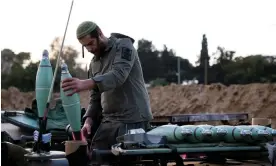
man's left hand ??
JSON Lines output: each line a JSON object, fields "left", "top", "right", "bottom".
{"left": 61, "top": 78, "right": 95, "bottom": 96}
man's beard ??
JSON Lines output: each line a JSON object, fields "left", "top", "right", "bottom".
{"left": 89, "top": 40, "right": 106, "bottom": 57}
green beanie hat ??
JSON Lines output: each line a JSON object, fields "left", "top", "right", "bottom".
{"left": 76, "top": 21, "right": 98, "bottom": 39}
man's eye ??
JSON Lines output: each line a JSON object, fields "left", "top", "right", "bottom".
{"left": 84, "top": 43, "right": 92, "bottom": 47}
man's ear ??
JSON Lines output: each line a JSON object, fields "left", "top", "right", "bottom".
{"left": 97, "top": 28, "right": 103, "bottom": 37}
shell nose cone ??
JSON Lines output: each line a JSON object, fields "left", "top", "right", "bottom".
{"left": 42, "top": 49, "right": 49, "bottom": 58}
{"left": 61, "top": 62, "right": 68, "bottom": 71}
{"left": 60, "top": 62, "right": 68, "bottom": 73}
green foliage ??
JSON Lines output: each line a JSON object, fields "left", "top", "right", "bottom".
{"left": 196, "top": 34, "right": 210, "bottom": 84}
{"left": 137, "top": 40, "right": 194, "bottom": 83}
{"left": 1, "top": 37, "right": 87, "bottom": 92}
{"left": 150, "top": 78, "right": 169, "bottom": 87}
{"left": 1, "top": 35, "right": 276, "bottom": 92}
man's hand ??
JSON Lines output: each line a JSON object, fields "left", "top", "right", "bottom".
{"left": 81, "top": 117, "right": 93, "bottom": 139}
{"left": 61, "top": 78, "right": 95, "bottom": 96}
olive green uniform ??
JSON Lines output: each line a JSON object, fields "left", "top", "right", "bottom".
{"left": 83, "top": 35, "right": 153, "bottom": 150}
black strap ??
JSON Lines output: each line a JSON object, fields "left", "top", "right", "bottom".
{"left": 82, "top": 46, "right": 85, "bottom": 58}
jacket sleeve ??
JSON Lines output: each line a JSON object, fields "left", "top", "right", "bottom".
{"left": 83, "top": 89, "right": 102, "bottom": 121}
{"left": 92, "top": 38, "right": 136, "bottom": 92}
{"left": 83, "top": 64, "right": 102, "bottom": 121}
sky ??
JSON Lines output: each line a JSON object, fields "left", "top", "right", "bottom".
{"left": 1, "top": 0, "right": 276, "bottom": 67}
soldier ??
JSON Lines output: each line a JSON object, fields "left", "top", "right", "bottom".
{"left": 61, "top": 21, "right": 153, "bottom": 151}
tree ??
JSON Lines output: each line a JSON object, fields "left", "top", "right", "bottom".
{"left": 2, "top": 35, "right": 276, "bottom": 92}
{"left": 1, "top": 49, "right": 16, "bottom": 74}
{"left": 48, "top": 37, "right": 87, "bottom": 91}
{"left": 137, "top": 39, "right": 162, "bottom": 82}
{"left": 1, "top": 37, "right": 87, "bottom": 92}
{"left": 196, "top": 34, "right": 210, "bottom": 84}
{"left": 50, "top": 37, "right": 79, "bottom": 70}
{"left": 1, "top": 49, "right": 30, "bottom": 74}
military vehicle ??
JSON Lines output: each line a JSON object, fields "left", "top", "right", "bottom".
{"left": 2, "top": 103, "right": 276, "bottom": 166}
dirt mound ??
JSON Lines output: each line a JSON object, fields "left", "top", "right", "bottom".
{"left": 2, "top": 83, "right": 276, "bottom": 120}
{"left": 1, "top": 87, "right": 35, "bottom": 110}
{"left": 149, "top": 83, "right": 276, "bottom": 120}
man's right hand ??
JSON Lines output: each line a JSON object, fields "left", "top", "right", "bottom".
{"left": 81, "top": 117, "right": 93, "bottom": 139}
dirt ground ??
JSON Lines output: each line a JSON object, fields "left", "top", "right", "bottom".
{"left": 2, "top": 83, "right": 276, "bottom": 125}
